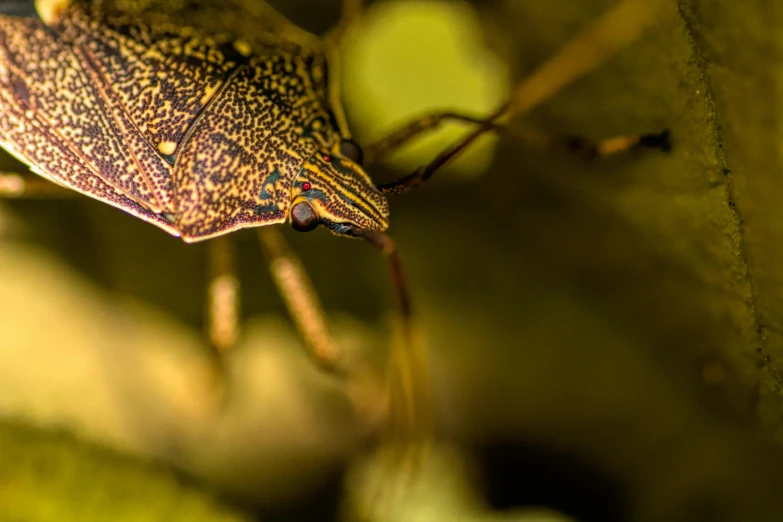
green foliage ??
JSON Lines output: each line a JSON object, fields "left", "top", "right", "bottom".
{"left": 0, "top": 422, "right": 249, "bottom": 522}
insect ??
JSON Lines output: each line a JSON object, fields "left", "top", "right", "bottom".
{"left": 0, "top": 0, "right": 670, "bottom": 434}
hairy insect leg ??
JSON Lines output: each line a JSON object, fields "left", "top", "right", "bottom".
{"left": 257, "top": 227, "right": 342, "bottom": 372}
{"left": 493, "top": 126, "right": 671, "bottom": 161}
{"left": 376, "top": 0, "right": 673, "bottom": 195}
{"left": 363, "top": 110, "right": 670, "bottom": 172}
{"left": 202, "top": 236, "right": 241, "bottom": 403}
{"left": 206, "top": 236, "right": 240, "bottom": 355}
{"left": 257, "top": 227, "right": 428, "bottom": 439}
{"left": 362, "top": 111, "right": 493, "bottom": 166}
{"left": 0, "top": 172, "right": 75, "bottom": 198}
{"left": 258, "top": 229, "right": 393, "bottom": 422}
{"left": 562, "top": 130, "right": 672, "bottom": 159}
{"left": 374, "top": 119, "right": 670, "bottom": 195}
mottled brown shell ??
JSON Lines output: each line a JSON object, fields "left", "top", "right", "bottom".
{"left": 0, "top": 0, "right": 342, "bottom": 241}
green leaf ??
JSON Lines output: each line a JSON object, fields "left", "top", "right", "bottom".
{"left": 0, "top": 422, "right": 249, "bottom": 522}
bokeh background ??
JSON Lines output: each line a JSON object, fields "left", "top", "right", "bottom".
{"left": 2, "top": 0, "right": 783, "bottom": 521}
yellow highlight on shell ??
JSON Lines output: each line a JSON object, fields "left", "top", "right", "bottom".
{"left": 34, "top": 0, "right": 71, "bottom": 24}
{"left": 157, "top": 141, "right": 177, "bottom": 156}
{"left": 233, "top": 40, "right": 253, "bottom": 58}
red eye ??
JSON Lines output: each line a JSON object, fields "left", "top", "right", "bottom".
{"left": 302, "top": 182, "right": 312, "bottom": 191}
{"left": 322, "top": 154, "right": 331, "bottom": 162}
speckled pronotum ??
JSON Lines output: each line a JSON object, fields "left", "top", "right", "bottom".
{"left": 0, "top": 0, "right": 671, "bottom": 427}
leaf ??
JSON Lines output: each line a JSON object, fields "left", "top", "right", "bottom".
{"left": 0, "top": 422, "right": 249, "bottom": 522}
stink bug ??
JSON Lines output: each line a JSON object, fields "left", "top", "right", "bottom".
{"left": 0, "top": 0, "right": 670, "bottom": 432}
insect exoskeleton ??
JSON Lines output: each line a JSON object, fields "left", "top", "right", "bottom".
{"left": 0, "top": 0, "right": 389, "bottom": 245}
{"left": 289, "top": 148, "right": 390, "bottom": 235}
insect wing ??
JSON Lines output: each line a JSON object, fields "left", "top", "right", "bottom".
{"left": 0, "top": 15, "right": 177, "bottom": 233}
{"left": 55, "top": 6, "right": 244, "bottom": 167}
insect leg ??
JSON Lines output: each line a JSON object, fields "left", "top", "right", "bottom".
{"left": 206, "top": 236, "right": 240, "bottom": 355}
{"left": 0, "top": 172, "right": 76, "bottom": 198}
{"left": 376, "top": 0, "right": 672, "bottom": 195}
{"left": 364, "top": 110, "right": 671, "bottom": 168}
{"left": 200, "top": 236, "right": 241, "bottom": 401}
{"left": 560, "top": 130, "right": 672, "bottom": 159}
{"left": 260, "top": 226, "right": 430, "bottom": 449}
{"left": 1, "top": 173, "right": 243, "bottom": 351}
{"left": 375, "top": 118, "right": 669, "bottom": 195}
{"left": 363, "top": 111, "right": 495, "bottom": 166}
{"left": 257, "top": 227, "right": 341, "bottom": 372}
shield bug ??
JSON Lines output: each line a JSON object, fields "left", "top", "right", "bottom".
{"left": 0, "top": 0, "right": 670, "bottom": 434}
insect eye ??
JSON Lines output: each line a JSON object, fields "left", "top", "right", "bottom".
{"left": 339, "top": 139, "right": 364, "bottom": 165}
{"left": 290, "top": 201, "right": 319, "bottom": 232}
